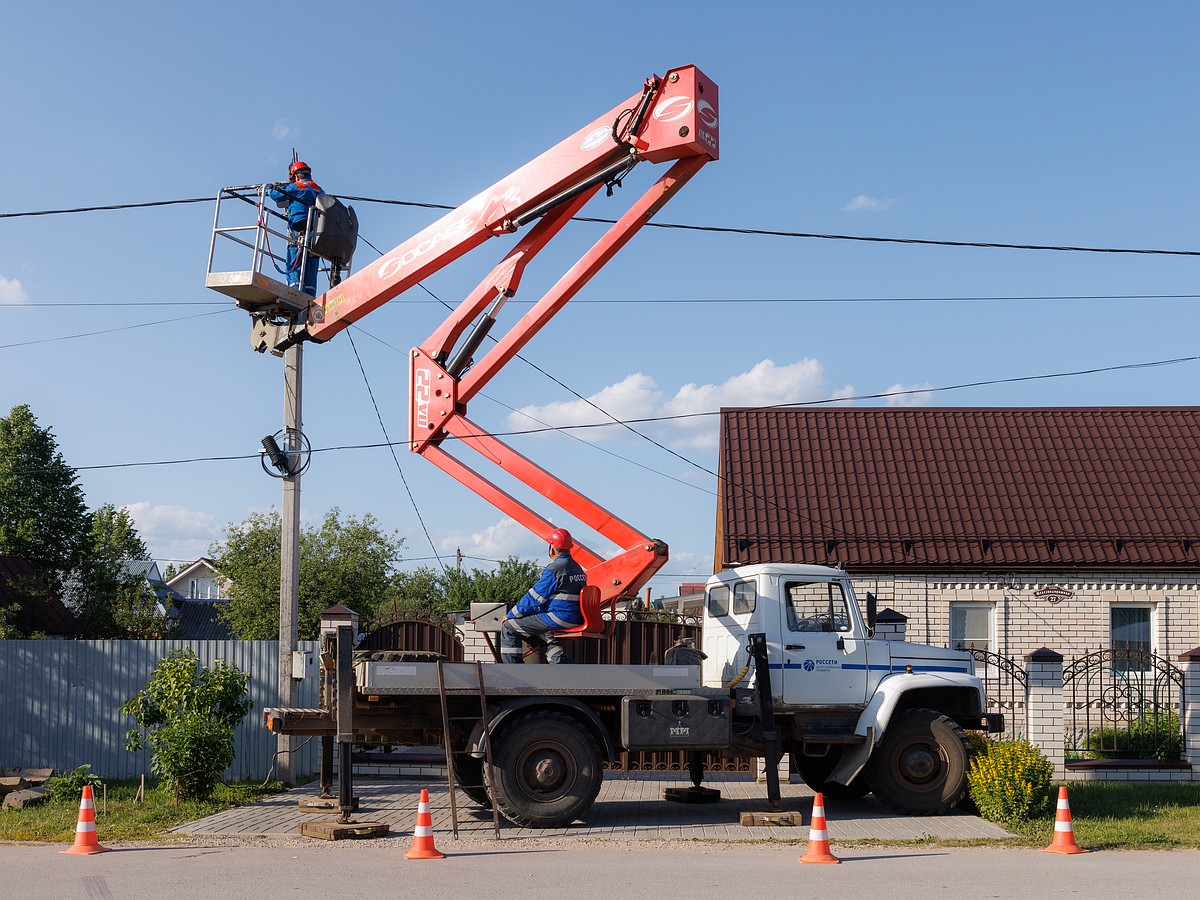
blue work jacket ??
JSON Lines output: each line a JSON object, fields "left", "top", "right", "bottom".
{"left": 509, "top": 553, "right": 586, "bottom": 626}
{"left": 269, "top": 178, "right": 323, "bottom": 230}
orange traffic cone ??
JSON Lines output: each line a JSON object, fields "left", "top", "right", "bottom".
{"left": 1042, "top": 786, "right": 1089, "bottom": 854}
{"left": 799, "top": 792, "right": 840, "bottom": 864}
{"left": 60, "top": 785, "right": 108, "bottom": 855}
{"left": 404, "top": 789, "right": 444, "bottom": 860}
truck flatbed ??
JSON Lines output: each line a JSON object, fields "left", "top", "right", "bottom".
{"left": 357, "top": 661, "right": 703, "bottom": 696}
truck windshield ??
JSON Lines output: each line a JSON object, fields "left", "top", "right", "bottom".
{"left": 785, "top": 581, "right": 852, "bottom": 633}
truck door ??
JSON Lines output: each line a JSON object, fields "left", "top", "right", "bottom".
{"left": 779, "top": 578, "right": 870, "bottom": 707}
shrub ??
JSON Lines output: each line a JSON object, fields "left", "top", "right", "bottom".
{"left": 43, "top": 764, "right": 104, "bottom": 804}
{"left": 1085, "top": 711, "right": 1183, "bottom": 761}
{"left": 120, "top": 649, "right": 252, "bottom": 801}
{"left": 967, "top": 739, "right": 1054, "bottom": 826}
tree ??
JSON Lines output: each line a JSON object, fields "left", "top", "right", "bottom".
{"left": 212, "top": 507, "right": 405, "bottom": 640}
{"left": 386, "top": 565, "right": 445, "bottom": 611}
{"left": 120, "top": 649, "right": 252, "bottom": 800}
{"left": 439, "top": 556, "right": 542, "bottom": 611}
{"left": 0, "top": 405, "right": 89, "bottom": 597}
{"left": 381, "top": 556, "right": 542, "bottom": 617}
{"left": 74, "top": 503, "right": 165, "bottom": 638}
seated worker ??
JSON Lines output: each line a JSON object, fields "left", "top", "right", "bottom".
{"left": 268, "top": 159, "right": 324, "bottom": 296}
{"left": 500, "top": 529, "right": 586, "bottom": 664}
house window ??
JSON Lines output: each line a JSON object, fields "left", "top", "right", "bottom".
{"left": 189, "top": 579, "right": 199, "bottom": 598}
{"left": 950, "top": 603, "right": 992, "bottom": 653}
{"left": 1111, "top": 605, "right": 1152, "bottom": 670}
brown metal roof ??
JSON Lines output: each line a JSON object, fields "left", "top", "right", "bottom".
{"left": 717, "top": 407, "right": 1200, "bottom": 571}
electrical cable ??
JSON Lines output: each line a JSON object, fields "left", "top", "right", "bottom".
{"left": 0, "top": 308, "right": 235, "bottom": 350}
{"left": 28, "top": 351, "right": 1198, "bottom": 475}
{"left": 344, "top": 328, "right": 447, "bottom": 574}
{"left": 4, "top": 192, "right": 1197, "bottom": 257}
{"left": 5, "top": 293, "right": 1200, "bottom": 309}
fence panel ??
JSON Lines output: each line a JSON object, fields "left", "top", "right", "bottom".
{"left": 0, "top": 640, "right": 319, "bottom": 781}
{"left": 964, "top": 648, "right": 1027, "bottom": 741}
{"left": 1063, "top": 647, "right": 1185, "bottom": 761}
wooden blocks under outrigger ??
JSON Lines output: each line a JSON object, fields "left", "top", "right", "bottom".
{"left": 299, "top": 819, "right": 389, "bottom": 841}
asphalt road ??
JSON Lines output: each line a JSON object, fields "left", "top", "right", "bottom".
{"left": 12, "top": 841, "right": 1200, "bottom": 900}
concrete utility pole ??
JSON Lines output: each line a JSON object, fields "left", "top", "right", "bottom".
{"left": 278, "top": 342, "right": 303, "bottom": 784}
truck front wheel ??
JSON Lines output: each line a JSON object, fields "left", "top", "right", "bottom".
{"left": 867, "top": 708, "right": 969, "bottom": 815}
{"left": 490, "top": 710, "right": 603, "bottom": 828}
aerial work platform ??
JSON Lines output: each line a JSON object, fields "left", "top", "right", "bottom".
{"left": 205, "top": 184, "right": 314, "bottom": 317}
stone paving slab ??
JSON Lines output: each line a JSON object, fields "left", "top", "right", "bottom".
{"left": 175, "top": 775, "right": 1012, "bottom": 843}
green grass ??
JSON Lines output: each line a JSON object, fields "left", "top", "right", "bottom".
{"left": 997, "top": 782, "right": 1200, "bottom": 849}
{"left": 0, "top": 780, "right": 286, "bottom": 843}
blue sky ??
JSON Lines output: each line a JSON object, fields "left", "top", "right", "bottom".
{"left": 3, "top": 2, "right": 1197, "bottom": 597}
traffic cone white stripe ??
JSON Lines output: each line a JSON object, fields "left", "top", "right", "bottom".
{"left": 809, "top": 827, "right": 828, "bottom": 841}
{"left": 76, "top": 821, "right": 96, "bottom": 834}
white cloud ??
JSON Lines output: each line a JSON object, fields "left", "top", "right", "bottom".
{"left": 123, "top": 501, "right": 218, "bottom": 562}
{"left": 842, "top": 194, "right": 894, "bottom": 213}
{"left": 508, "top": 372, "right": 663, "bottom": 441}
{"left": 0, "top": 276, "right": 30, "bottom": 303}
{"left": 436, "top": 517, "right": 548, "bottom": 563}
{"left": 881, "top": 382, "right": 934, "bottom": 406}
{"left": 509, "top": 358, "right": 852, "bottom": 451}
{"left": 272, "top": 120, "right": 299, "bottom": 142}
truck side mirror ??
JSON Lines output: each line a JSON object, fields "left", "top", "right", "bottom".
{"left": 866, "top": 592, "right": 877, "bottom": 631}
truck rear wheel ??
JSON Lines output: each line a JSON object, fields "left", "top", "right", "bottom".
{"left": 790, "top": 750, "right": 872, "bottom": 800}
{"left": 867, "top": 708, "right": 969, "bottom": 815}
{"left": 490, "top": 710, "right": 602, "bottom": 828}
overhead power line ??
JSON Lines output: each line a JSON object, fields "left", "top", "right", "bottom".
{"left": 3, "top": 192, "right": 1196, "bottom": 257}
{"left": 33, "top": 351, "right": 1198, "bottom": 474}
{"left": 0, "top": 308, "right": 234, "bottom": 350}
{"left": 6, "top": 293, "right": 1200, "bottom": 310}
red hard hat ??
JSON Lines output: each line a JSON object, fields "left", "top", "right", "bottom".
{"left": 548, "top": 528, "right": 574, "bottom": 551}
{"left": 289, "top": 160, "right": 311, "bottom": 179}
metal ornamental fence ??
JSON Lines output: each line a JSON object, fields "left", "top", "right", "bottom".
{"left": 963, "top": 648, "right": 1027, "bottom": 742}
{"left": 1063, "top": 647, "right": 1185, "bottom": 761}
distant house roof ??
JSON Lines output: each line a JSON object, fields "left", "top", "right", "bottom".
{"left": 165, "top": 557, "right": 219, "bottom": 588}
{"left": 165, "top": 557, "right": 230, "bottom": 600}
{"left": 170, "top": 598, "right": 234, "bottom": 641}
{"left": 0, "top": 556, "right": 79, "bottom": 636}
{"left": 717, "top": 407, "right": 1200, "bottom": 572}
{"left": 121, "top": 559, "right": 175, "bottom": 608}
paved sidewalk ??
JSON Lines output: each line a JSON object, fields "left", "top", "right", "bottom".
{"left": 175, "top": 775, "right": 1012, "bottom": 842}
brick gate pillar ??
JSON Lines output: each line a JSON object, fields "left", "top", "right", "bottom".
{"left": 1024, "top": 647, "right": 1064, "bottom": 780}
{"left": 1178, "top": 647, "right": 1200, "bottom": 768}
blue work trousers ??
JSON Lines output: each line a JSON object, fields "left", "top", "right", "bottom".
{"left": 286, "top": 234, "right": 320, "bottom": 297}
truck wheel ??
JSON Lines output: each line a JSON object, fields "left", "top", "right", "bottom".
{"left": 490, "top": 711, "right": 602, "bottom": 828}
{"left": 451, "top": 753, "right": 491, "bottom": 807}
{"left": 867, "top": 708, "right": 970, "bottom": 815}
{"left": 790, "top": 751, "right": 872, "bottom": 800}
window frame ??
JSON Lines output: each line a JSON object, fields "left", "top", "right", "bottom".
{"left": 949, "top": 602, "right": 994, "bottom": 654}
{"left": 706, "top": 583, "right": 730, "bottom": 618}
{"left": 1110, "top": 603, "right": 1153, "bottom": 671}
